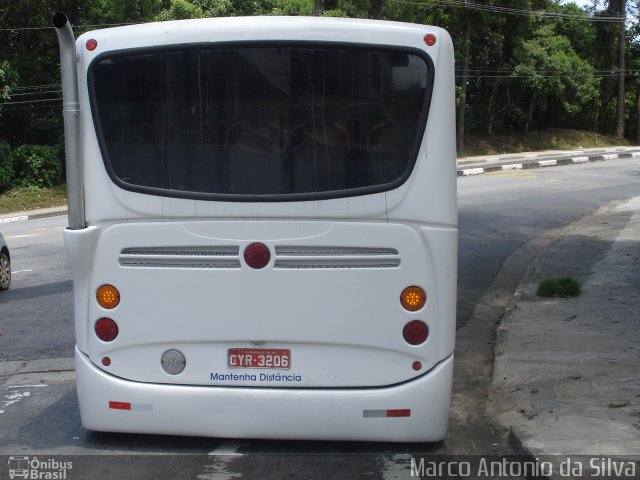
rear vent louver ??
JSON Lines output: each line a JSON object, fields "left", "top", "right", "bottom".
{"left": 274, "top": 246, "right": 400, "bottom": 269}
{"left": 119, "top": 246, "right": 240, "bottom": 269}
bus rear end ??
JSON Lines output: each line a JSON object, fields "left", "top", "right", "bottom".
{"left": 59, "top": 16, "right": 457, "bottom": 442}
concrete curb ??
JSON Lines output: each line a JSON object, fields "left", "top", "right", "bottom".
{"left": 0, "top": 206, "right": 68, "bottom": 225}
{"left": 457, "top": 149, "right": 640, "bottom": 177}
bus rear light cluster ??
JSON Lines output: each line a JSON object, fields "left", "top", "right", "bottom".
{"left": 403, "top": 320, "right": 429, "bottom": 345}
{"left": 95, "top": 284, "right": 120, "bottom": 343}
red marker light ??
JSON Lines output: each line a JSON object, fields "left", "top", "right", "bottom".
{"left": 86, "top": 39, "right": 98, "bottom": 51}
{"left": 424, "top": 34, "right": 436, "bottom": 47}
{"left": 403, "top": 320, "right": 429, "bottom": 345}
{"left": 95, "top": 318, "right": 119, "bottom": 342}
{"left": 244, "top": 243, "right": 271, "bottom": 269}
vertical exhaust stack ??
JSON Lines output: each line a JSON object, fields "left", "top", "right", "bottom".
{"left": 53, "top": 12, "right": 85, "bottom": 230}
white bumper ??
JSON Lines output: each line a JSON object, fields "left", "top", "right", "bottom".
{"left": 76, "top": 347, "right": 454, "bottom": 442}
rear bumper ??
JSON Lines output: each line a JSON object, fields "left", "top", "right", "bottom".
{"left": 76, "top": 347, "right": 453, "bottom": 442}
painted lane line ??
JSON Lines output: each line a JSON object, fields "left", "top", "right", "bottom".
{"left": 11, "top": 269, "right": 32, "bottom": 274}
{"left": 5, "top": 234, "right": 39, "bottom": 239}
{"left": 6, "top": 384, "right": 48, "bottom": 389}
{"left": 0, "top": 216, "right": 29, "bottom": 224}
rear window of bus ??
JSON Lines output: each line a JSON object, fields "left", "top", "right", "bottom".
{"left": 89, "top": 43, "right": 433, "bottom": 201}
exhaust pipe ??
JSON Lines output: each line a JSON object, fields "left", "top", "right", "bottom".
{"left": 53, "top": 12, "right": 85, "bottom": 230}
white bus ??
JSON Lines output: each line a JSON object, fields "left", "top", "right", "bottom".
{"left": 54, "top": 14, "right": 457, "bottom": 442}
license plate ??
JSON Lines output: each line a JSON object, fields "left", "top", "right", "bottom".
{"left": 228, "top": 348, "right": 290, "bottom": 369}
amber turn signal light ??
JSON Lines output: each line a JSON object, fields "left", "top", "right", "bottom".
{"left": 400, "top": 286, "right": 426, "bottom": 312}
{"left": 97, "top": 284, "right": 120, "bottom": 309}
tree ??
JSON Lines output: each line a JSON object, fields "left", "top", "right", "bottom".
{"left": 609, "top": 0, "right": 627, "bottom": 138}
{"left": 512, "top": 24, "right": 599, "bottom": 132}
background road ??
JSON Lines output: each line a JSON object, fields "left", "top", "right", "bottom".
{"left": 0, "top": 157, "right": 639, "bottom": 479}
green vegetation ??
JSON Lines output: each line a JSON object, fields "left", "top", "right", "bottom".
{"left": 537, "top": 276, "right": 582, "bottom": 298}
{"left": 0, "top": 185, "right": 66, "bottom": 215}
{"left": 0, "top": 0, "right": 639, "bottom": 198}
{"left": 460, "top": 129, "right": 630, "bottom": 158}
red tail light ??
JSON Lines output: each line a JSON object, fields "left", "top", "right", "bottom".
{"left": 244, "top": 243, "right": 270, "bottom": 269}
{"left": 403, "top": 320, "right": 428, "bottom": 345}
{"left": 95, "top": 318, "right": 119, "bottom": 342}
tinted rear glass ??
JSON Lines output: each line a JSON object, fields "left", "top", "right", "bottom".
{"left": 90, "top": 44, "right": 432, "bottom": 201}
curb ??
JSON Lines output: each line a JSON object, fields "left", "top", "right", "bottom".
{"left": 0, "top": 207, "right": 68, "bottom": 225}
{"left": 457, "top": 150, "right": 640, "bottom": 177}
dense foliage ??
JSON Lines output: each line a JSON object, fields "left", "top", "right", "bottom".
{"left": 0, "top": 0, "right": 638, "bottom": 191}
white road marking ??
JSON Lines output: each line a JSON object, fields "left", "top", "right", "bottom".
{"left": 5, "top": 234, "right": 39, "bottom": 239}
{"left": 6, "top": 384, "right": 48, "bottom": 389}
{"left": 381, "top": 454, "right": 414, "bottom": 480}
{"left": 11, "top": 269, "right": 32, "bottom": 274}
{"left": 208, "top": 441, "right": 244, "bottom": 456}
{"left": 1, "top": 390, "right": 32, "bottom": 415}
{"left": 0, "top": 216, "right": 29, "bottom": 224}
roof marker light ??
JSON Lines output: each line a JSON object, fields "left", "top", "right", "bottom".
{"left": 86, "top": 39, "right": 98, "bottom": 51}
{"left": 424, "top": 34, "right": 436, "bottom": 47}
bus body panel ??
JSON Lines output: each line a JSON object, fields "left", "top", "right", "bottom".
{"left": 83, "top": 221, "right": 455, "bottom": 388}
{"left": 76, "top": 347, "right": 453, "bottom": 442}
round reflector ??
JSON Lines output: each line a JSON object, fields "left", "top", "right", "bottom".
{"left": 95, "top": 318, "right": 119, "bottom": 342}
{"left": 102, "top": 356, "right": 111, "bottom": 367}
{"left": 86, "top": 39, "right": 98, "bottom": 51}
{"left": 403, "top": 320, "right": 429, "bottom": 345}
{"left": 244, "top": 242, "right": 271, "bottom": 269}
{"left": 412, "top": 360, "right": 422, "bottom": 371}
{"left": 97, "top": 284, "right": 120, "bottom": 309}
{"left": 400, "top": 286, "right": 426, "bottom": 311}
{"left": 161, "top": 349, "right": 187, "bottom": 375}
{"left": 424, "top": 34, "right": 436, "bottom": 46}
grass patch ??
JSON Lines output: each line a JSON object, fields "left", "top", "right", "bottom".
{"left": 460, "top": 128, "right": 631, "bottom": 158}
{"left": 537, "top": 276, "right": 582, "bottom": 298}
{"left": 0, "top": 185, "right": 67, "bottom": 215}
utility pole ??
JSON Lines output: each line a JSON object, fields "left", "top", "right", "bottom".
{"left": 456, "top": 2, "right": 470, "bottom": 152}
{"left": 314, "top": 0, "right": 323, "bottom": 16}
{"left": 615, "top": 0, "right": 626, "bottom": 139}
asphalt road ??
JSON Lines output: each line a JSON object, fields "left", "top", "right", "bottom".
{"left": 0, "top": 157, "right": 639, "bottom": 479}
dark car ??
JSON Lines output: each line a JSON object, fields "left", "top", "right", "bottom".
{"left": 0, "top": 232, "right": 10, "bottom": 290}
